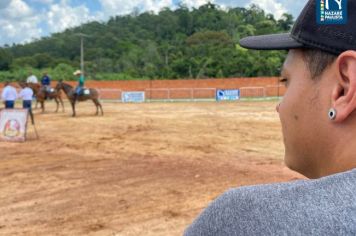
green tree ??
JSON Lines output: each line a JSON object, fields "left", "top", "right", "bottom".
{"left": 0, "top": 48, "right": 13, "bottom": 70}
{"left": 53, "top": 63, "right": 75, "bottom": 81}
{"left": 3, "top": 3, "right": 292, "bottom": 79}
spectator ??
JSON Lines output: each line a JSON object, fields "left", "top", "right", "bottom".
{"left": 185, "top": 0, "right": 356, "bottom": 235}
{"left": 19, "top": 82, "right": 33, "bottom": 111}
{"left": 1, "top": 81, "right": 18, "bottom": 109}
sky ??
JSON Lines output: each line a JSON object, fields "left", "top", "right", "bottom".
{"left": 0, "top": 0, "right": 307, "bottom": 47}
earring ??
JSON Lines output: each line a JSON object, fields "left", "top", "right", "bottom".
{"left": 328, "top": 108, "right": 337, "bottom": 120}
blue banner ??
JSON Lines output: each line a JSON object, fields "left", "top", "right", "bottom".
{"left": 122, "top": 91, "right": 145, "bottom": 103}
{"left": 216, "top": 89, "right": 240, "bottom": 101}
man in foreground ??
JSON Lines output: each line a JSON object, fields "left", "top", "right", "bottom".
{"left": 185, "top": 0, "right": 355, "bottom": 235}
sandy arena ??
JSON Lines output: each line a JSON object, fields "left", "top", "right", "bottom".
{"left": 0, "top": 100, "right": 303, "bottom": 235}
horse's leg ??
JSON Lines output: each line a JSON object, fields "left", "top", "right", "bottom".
{"left": 98, "top": 100, "right": 104, "bottom": 116}
{"left": 91, "top": 99, "right": 99, "bottom": 115}
{"left": 59, "top": 97, "right": 65, "bottom": 112}
{"left": 71, "top": 100, "right": 76, "bottom": 117}
{"left": 41, "top": 101, "right": 45, "bottom": 113}
{"left": 55, "top": 97, "right": 59, "bottom": 113}
{"left": 93, "top": 99, "right": 103, "bottom": 116}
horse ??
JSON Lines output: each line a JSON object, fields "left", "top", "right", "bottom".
{"left": 55, "top": 80, "right": 103, "bottom": 117}
{"left": 19, "top": 82, "right": 65, "bottom": 113}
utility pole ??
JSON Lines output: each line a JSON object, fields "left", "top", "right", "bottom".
{"left": 75, "top": 33, "right": 90, "bottom": 75}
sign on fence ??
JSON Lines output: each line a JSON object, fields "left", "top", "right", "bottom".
{"left": 122, "top": 91, "right": 145, "bottom": 103}
{"left": 0, "top": 109, "right": 29, "bottom": 142}
{"left": 216, "top": 89, "right": 240, "bottom": 101}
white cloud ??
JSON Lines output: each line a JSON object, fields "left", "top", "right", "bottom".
{"left": 0, "top": 0, "right": 41, "bottom": 45}
{"left": 3, "top": 0, "right": 33, "bottom": 18}
{"left": 46, "top": 1, "right": 96, "bottom": 33}
{"left": 99, "top": 0, "right": 175, "bottom": 16}
{"left": 247, "top": 0, "right": 287, "bottom": 19}
{"left": 279, "top": 0, "right": 306, "bottom": 17}
{"left": 0, "top": 0, "right": 306, "bottom": 46}
{"left": 145, "top": 0, "right": 174, "bottom": 13}
{"left": 30, "top": 0, "right": 54, "bottom": 4}
{"left": 0, "top": 0, "right": 98, "bottom": 46}
{"left": 0, "top": 0, "right": 11, "bottom": 9}
{"left": 180, "top": 0, "right": 212, "bottom": 9}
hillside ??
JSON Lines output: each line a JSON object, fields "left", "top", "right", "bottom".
{"left": 0, "top": 3, "right": 294, "bottom": 81}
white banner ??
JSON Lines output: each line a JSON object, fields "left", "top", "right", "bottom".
{"left": 122, "top": 91, "right": 145, "bottom": 103}
{"left": 0, "top": 109, "right": 29, "bottom": 142}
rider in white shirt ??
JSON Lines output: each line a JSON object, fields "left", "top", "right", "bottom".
{"left": 26, "top": 72, "right": 38, "bottom": 84}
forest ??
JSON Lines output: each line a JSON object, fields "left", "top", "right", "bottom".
{"left": 0, "top": 3, "right": 294, "bottom": 82}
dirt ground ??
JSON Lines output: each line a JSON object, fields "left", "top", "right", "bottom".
{"left": 0, "top": 100, "right": 303, "bottom": 236}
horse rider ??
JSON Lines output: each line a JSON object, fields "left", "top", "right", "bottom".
{"left": 26, "top": 71, "right": 38, "bottom": 84}
{"left": 1, "top": 81, "right": 18, "bottom": 109}
{"left": 73, "top": 70, "right": 85, "bottom": 100}
{"left": 41, "top": 71, "right": 51, "bottom": 99}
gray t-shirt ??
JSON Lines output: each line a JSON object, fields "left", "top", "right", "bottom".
{"left": 185, "top": 169, "right": 356, "bottom": 236}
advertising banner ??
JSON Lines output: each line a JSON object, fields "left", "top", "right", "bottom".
{"left": 0, "top": 109, "right": 29, "bottom": 142}
{"left": 122, "top": 91, "right": 145, "bottom": 103}
{"left": 216, "top": 89, "right": 240, "bottom": 101}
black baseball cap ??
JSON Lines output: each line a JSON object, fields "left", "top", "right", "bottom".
{"left": 239, "top": 0, "right": 356, "bottom": 55}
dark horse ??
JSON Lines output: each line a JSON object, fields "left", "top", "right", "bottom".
{"left": 55, "top": 80, "right": 103, "bottom": 117}
{"left": 19, "top": 82, "right": 65, "bottom": 113}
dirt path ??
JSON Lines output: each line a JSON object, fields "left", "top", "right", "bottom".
{"left": 0, "top": 101, "right": 303, "bottom": 235}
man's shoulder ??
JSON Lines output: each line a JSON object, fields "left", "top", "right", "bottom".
{"left": 185, "top": 169, "right": 356, "bottom": 236}
{"left": 226, "top": 168, "right": 355, "bottom": 202}
{"left": 2, "top": 86, "right": 16, "bottom": 94}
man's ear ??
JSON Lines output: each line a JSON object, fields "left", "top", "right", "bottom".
{"left": 332, "top": 51, "right": 356, "bottom": 122}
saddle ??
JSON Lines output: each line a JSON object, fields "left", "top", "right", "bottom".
{"left": 77, "top": 88, "right": 90, "bottom": 96}
{"left": 42, "top": 86, "right": 54, "bottom": 94}
{"left": 41, "top": 86, "right": 54, "bottom": 99}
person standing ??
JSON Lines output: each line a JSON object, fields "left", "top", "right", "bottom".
{"left": 19, "top": 82, "right": 35, "bottom": 124}
{"left": 26, "top": 71, "right": 38, "bottom": 84}
{"left": 1, "top": 81, "right": 18, "bottom": 109}
{"left": 19, "top": 82, "right": 33, "bottom": 111}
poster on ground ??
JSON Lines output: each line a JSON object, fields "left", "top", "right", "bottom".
{"left": 0, "top": 109, "right": 29, "bottom": 142}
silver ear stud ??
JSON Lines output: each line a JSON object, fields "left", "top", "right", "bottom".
{"left": 328, "top": 108, "right": 337, "bottom": 120}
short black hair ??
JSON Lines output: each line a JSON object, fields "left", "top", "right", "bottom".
{"left": 301, "top": 49, "right": 337, "bottom": 79}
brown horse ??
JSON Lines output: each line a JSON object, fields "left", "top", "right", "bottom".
{"left": 19, "top": 82, "right": 65, "bottom": 113}
{"left": 55, "top": 80, "right": 103, "bottom": 117}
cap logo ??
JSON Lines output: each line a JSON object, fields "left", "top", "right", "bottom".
{"left": 317, "top": 0, "right": 347, "bottom": 24}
